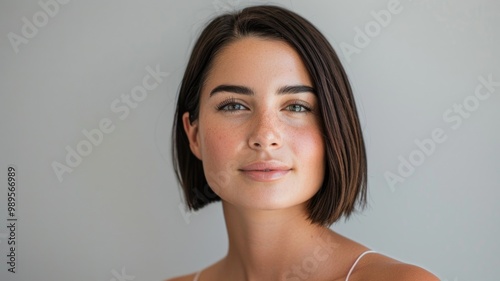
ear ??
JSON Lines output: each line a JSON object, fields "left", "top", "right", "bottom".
{"left": 182, "top": 111, "right": 202, "bottom": 161}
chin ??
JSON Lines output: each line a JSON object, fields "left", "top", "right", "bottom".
{"left": 222, "top": 186, "right": 317, "bottom": 211}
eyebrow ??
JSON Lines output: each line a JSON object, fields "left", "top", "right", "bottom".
{"left": 209, "top": 84, "right": 316, "bottom": 97}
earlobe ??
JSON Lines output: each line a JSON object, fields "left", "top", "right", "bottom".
{"left": 182, "top": 112, "right": 202, "bottom": 160}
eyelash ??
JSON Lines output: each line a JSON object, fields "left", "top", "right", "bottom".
{"left": 215, "top": 97, "right": 312, "bottom": 113}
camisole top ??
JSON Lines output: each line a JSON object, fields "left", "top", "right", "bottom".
{"left": 192, "top": 250, "right": 376, "bottom": 281}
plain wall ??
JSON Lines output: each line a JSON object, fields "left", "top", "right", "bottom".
{"left": 0, "top": 0, "right": 499, "bottom": 280}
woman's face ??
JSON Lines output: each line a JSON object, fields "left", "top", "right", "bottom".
{"left": 183, "top": 37, "right": 325, "bottom": 210}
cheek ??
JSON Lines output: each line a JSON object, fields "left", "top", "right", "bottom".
{"left": 201, "top": 126, "right": 238, "bottom": 162}
{"left": 290, "top": 127, "right": 325, "bottom": 165}
{"left": 200, "top": 126, "right": 241, "bottom": 190}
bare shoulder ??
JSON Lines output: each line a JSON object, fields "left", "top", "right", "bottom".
{"left": 364, "top": 262, "right": 439, "bottom": 281}
{"left": 325, "top": 232, "right": 438, "bottom": 281}
{"left": 353, "top": 254, "right": 440, "bottom": 281}
{"left": 164, "top": 272, "right": 197, "bottom": 281}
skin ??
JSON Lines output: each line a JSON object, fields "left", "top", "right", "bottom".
{"left": 168, "top": 37, "right": 439, "bottom": 281}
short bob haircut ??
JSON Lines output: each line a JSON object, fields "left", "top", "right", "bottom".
{"left": 172, "top": 5, "right": 367, "bottom": 226}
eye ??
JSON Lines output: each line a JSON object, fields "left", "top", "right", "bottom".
{"left": 286, "top": 103, "right": 311, "bottom": 113}
{"left": 215, "top": 97, "right": 248, "bottom": 112}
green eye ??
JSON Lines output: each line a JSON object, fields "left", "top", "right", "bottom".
{"left": 215, "top": 98, "right": 248, "bottom": 112}
{"left": 287, "top": 104, "right": 310, "bottom": 112}
{"left": 220, "top": 103, "right": 245, "bottom": 111}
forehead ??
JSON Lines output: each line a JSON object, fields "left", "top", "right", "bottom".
{"left": 203, "top": 37, "right": 312, "bottom": 92}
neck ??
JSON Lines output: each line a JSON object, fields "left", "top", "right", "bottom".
{"left": 219, "top": 201, "right": 339, "bottom": 281}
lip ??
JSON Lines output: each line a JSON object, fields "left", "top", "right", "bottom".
{"left": 239, "top": 161, "right": 291, "bottom": 172}
{"left": 239, "top": 161, "right": 292, "bottom": 182}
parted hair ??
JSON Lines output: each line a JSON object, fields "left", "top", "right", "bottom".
{"left": 171, "top": 5, "right": 367, "bottom": 226}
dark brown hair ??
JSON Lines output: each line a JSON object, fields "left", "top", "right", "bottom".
{"left": 171, "top": 5, "right": 367, "bottom": 226}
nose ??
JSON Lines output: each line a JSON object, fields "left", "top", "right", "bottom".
{"left": 247, "top": 110, "right": 282, "bottom": 150}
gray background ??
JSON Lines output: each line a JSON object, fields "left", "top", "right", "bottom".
{"left": 0, "top": 0, "right": 499, "bottom": 280}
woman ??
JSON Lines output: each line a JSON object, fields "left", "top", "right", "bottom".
{"left": 168, "top": 5, "right": 439, "bottom": 281}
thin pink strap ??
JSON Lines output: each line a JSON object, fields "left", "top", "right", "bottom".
{"left": 345, "top": 250, "right": 376, "bottom": 281}
{"left": 193, "top": 270, "right": 201, "bottom": 281}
